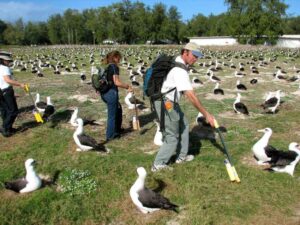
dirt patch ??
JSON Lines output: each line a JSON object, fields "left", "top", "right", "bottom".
{"left": 240, "top": 153, "right": 269, "bottom": 169}
{"left": 68, "top": 94, "right": 98, "bottom": 103}
{"left": 218, "top": 111, "right": 248, "bottom": 119}
{"left": 204, "top": 93, "right": 236, "bottom": 100}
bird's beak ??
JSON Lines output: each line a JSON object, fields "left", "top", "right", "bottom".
{"left": 257, "top": 129, "right": 265, "bottom": 132}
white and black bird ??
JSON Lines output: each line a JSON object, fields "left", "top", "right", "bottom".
{"left": 209, "top": 72, "right": 221, "bottom": 83}
{"left": 252, "top": 128, "right": 273, "bottom": 165}
{"left": 35, "top": 93, "right": 47, "bottom": 113}
{"left": 196, "top": 112, "right": 210, "bottom": 127}
{"left": 250, "top": 78, "right": 258, "bottom": 84}
{"left": 130, "top": 75, "right": 140, "bottom": 86}
{"left": 153, "top": 121, "right": 163, "bottom": 146}
{"left": 129, "top": 167, "right": 178, "bottom": 214}
{"left": 236, "top": 80, "right": 247, "bottom": 91}
{"left": 233, "top": 93, "right": 249, "bottom": 115}
{"left": 261, "top": 90, "right": 281, "bottom": 113}
{"left": 73, "top": 118, "right": 107, "bottom": 152}
{"left": 192, "top": 77, "right": 203, "bottom": 85}
{"left": 234, "top": 71, "right": 246, "bottom": 78}
{"left": 69, "top": 107, "right": 97, "bottom": 127}
{"left": 4, "top": 158, "right": 42, "bottom": 193}
{"left": 80, "top": 72, "right": 86, "bottom": 82}
{"left": 42, "top": 96, "right": 55, "bottom": 122}
{"left": 124, "top": 92, "right": 143, "bottom": 109}
{"left": 265, "top": 142, "right": 300, "bottom": 176}
{"left": 213, "top": 82, "right": 224, "bottom": 95}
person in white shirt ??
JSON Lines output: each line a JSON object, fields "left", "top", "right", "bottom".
{"left": 0, "top": 53, "right": 25, "bottom": 137}
{"left": 151, "top": 42, "right": 215, "bottom": 172}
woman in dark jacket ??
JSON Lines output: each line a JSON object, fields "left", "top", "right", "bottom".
{"left": 101, "top": 50, "right": 132, "bottom": 141}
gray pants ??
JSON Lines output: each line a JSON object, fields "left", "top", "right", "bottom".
{"left": 153, "top": 100, "right": 189, "bottom": 165}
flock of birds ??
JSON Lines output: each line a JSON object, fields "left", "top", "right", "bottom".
{"left": 2, "top": 45, "right": 300, "bottom": 214}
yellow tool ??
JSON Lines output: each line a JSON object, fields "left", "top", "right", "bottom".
{"left": 24, "top": 84, "right": 44, "bottom": 123}
{"left": 214, "top": 119, "right": 240, "bottom": 183}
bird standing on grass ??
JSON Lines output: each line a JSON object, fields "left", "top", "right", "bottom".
{"left": 42, "top": 96, "right": 55, "bottom": 122}
{"left": 261, "top": 90, "right": 281, "bottom": 113}
{"left": 233, "top": 93, "right": 249, "bottom": 115}
{"left": 73, "top": 118, "right": 108, "bottom": 152}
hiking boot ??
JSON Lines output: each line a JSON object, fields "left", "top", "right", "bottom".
{"left": 151, "top": 164, "right": 173, "bottom": 172}
{"left": 175, "top": 155, "right": 195, "bottom": 164}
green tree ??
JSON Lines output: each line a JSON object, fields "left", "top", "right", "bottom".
{"left": 47, "top": 14, "right": 64, "bottom": 44}
{"left": 0, "top": 20, "right": 7, "bottom": 44}
{"left": 225, "top": 0, "right": 288, "bottom": 44}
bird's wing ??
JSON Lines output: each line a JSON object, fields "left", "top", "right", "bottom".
{"left": 138, "top": 188, "right": 177, "bottom": 209}
{"left": 5, "top": 178, "right": 27, "bottom": 193}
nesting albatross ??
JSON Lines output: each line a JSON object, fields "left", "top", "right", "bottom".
{"left": 4, "top": 158, "right": 42, "bottom": 193}
{"left": 130, "top": 167, "right": 178, "bottom": 214}
{"left": 265, "top": 142, "right": 300, "bottom": 176}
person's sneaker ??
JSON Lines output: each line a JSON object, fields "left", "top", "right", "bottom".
{"left": 175, "top": 155, "right": 195, "bottom": 164}
{"left": 151, "top": 164, "right": 173, "bottom": 172}
{"left": 2, "top": 131, "right": 12, "bottom": 137}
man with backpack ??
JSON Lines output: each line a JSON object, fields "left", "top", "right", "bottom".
{"left": 151, "top": 42, "right": 215, "bottom": 172}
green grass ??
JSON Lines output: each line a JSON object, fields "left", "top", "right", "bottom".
{"left": 1, "top": 45, "right": 300, "bottom": 225}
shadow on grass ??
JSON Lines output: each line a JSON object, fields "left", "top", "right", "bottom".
{"left": 138, "top": 111, "right": 157, "bottom": 135}
{"left": 190, "top": 125, "right": 228, "bottom": 156}
{"left": 18, "top": 105, "right": 35, "bottom": 113}
{"left": 48, "top": 109, "right": 73, "bottom": 128}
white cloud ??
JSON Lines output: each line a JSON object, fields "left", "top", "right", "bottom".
{"left": 0, "top": 1, "right": 61, "bottom": 23}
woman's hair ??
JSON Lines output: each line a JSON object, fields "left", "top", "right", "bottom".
{"left": 102, "top": 50, "right": 122, "bottom": 65}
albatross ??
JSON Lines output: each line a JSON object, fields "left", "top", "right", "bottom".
{"left": 233, "top": 93, "right": 249, "bottom": 115}
{"left": 130, "top": 167, "right": 178, "bottom": 214}
{"left": 252, "top": 128, "right": 273, "bottom": 165}
{"left": 265, "top": 142, "right": 300, "bottom": 176}
{"left": 73, "top": 118, "right": 108, "bottom": 152}
{"left": 4, "top": 158, "right": 42, "bottom": 193}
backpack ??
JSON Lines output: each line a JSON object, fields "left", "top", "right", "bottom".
{"left": 91, "top": 66, "right": 113, "bottom": 94}
{"left": 143, "top": 54, "right": 188, "bottom": 131}
{"left": 143, "top": 54, "right": 188, "bottom": 101}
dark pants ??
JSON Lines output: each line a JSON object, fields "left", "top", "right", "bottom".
{"left": 0, "top": 87, "right": 19, "bottom": 132}
{"left": 101, "top": 88, "right": 122, "bottom": 141}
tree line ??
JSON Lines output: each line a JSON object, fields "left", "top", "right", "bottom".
{"left": 0, "top": 0, "right": 299, "bottom": 46}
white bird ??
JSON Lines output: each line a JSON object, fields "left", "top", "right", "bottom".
{"left": 154, "top": 121, "right": 163, "bottom": 146}
{"left": 35, "top": 93, "right": 46, "bottom": 113}
{"left": 4, "top": 158, "right": 42, "bottom": 193}
{"left": 233, "top": 93, "right": 249, "bottom": 115}
{"left": 213, "top": 82, "right": 224, "bottom": 95}
{"left": 261, "top": 90, "right": 281, "bottom": 113}
{"left": 209, "top": 72, "right": 221, "bottom": 83}
{"left": 196, "top": 112, "right": 210, "bottom": 127}
{"left": 73, "top": 118, "right": 107, "bottom": 152}
{"left": 42, "top": 96, "right": 55, "bottom": 121}
{"left": 266, "top": 142, "right": 300, "bottom": 176}
{"left": 70, "top": 107, "right": 79, "bottom": 127}
{"left": 252, "top": 128, "right": 273, "bottom": 165}
{"left": 236, "top": 80, "right": 247, "bottom": 90}
{"left": 129, "top": 167, "right": 178, "bottom": 214}
{"left": 124, "top": 92, "right": 141, "bottom": 109}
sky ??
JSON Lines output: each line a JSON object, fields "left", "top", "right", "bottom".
{"left": 0, "top": 0, "right": 299, "bottom": 23}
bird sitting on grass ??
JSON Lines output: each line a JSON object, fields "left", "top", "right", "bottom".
{"left": 130, "top": 167, "right": 178, "bottom": 214}
{"left": 4, "top": 158, "right": 42, "bottom": 193}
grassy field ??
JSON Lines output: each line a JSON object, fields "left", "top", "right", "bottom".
{"left": 0, "top": 45, "right": 300, "bottom": 225}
